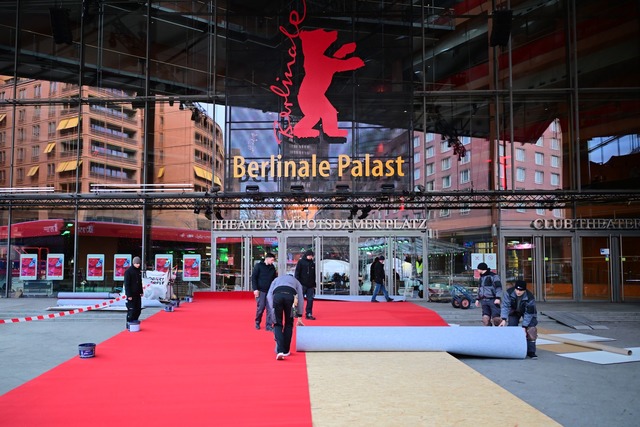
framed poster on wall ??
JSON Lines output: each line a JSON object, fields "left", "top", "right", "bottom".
{"left": 87, "top": 254, "right": 105, "bottom": 281}
{"left": 19, "top": 254, "right": 38, "bottom": 281}
{"left": 114, "top": 254, "right": 131, "bottom": 281}
{"left": 46, "top": 254, "right": 65, "bottom": 280}
{"left": 182, "top": 254, "right": 201, "bottom": 281}
{"left": 155, "top": 254, "right": 173, "bottom": 273}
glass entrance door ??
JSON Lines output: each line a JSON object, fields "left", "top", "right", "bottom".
{"left": 318, "top": 236, "right": 350, "bottom": 295}
{"left": 391, "top": 236, "right": 423, "bottom": 298}
{"left": 358, "top": 236, "right": 387, "bottom": 296}
{"left": 543, "top": 236, "right": 573, "bottom": 300}
{"left": 581, "top": 236, "right": 611, "bottom": 301}
{"left": 621, "top": 236, "right": 640, "bottom": 301}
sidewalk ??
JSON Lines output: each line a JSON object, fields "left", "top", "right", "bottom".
{"left": 1, "top": 297, "right": 639, "bottom": 426}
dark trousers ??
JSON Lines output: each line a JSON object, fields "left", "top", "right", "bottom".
{"left": 126, "top": 296, "right": 142, "bottom": 323}
{"left": 508, "top": 314, "right": 538, "bottom": 355}
{"left": 272, "top": 292, "right": 295, "bottom": 354}
{"left": 255, "top": 291, "right": 274, "bottom": 327}
{"left": 303, "top": 286, "right": 315, "bottom": 315}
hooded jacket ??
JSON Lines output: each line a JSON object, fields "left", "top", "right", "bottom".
{"left": 477, "top": 269, "right": 503, "bottom": 300}
{"left": 294, "top": 256, "right": 316, "bottom": 288}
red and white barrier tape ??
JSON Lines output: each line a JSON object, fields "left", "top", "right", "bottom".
{"left": 0, "top": 283, "right": 155, "bottom": 324}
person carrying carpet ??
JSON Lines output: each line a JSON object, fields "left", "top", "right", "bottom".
{"left": 499, "top": 280, "right": 539, "bottom": 359}
{"left": 267, "top": 274, "right": 305, "bottom": 360}
{"left": 252, "top": 252, "right": 277, "bottom": 331}
{"left": 124, "top": 256, "right": 143, "bottom": 330}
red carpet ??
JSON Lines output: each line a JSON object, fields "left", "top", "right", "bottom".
{"left": 0, "top": 292, "right": 446, "bottom": 426}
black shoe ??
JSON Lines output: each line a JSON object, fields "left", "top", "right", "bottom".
{"left": 527, "top": 353, "right": 538, "bottom": 359}
{"left": 255, "top": 323, "right": 261, "bottom": 330}
{"left": 266, "top": 326, "right": 274, "bottom": 332}
{"left": 386, "top": 298, "right": 394, "bottom": 302}
{"left": 371, "top": 300, "right": 379, "bottom": 303}
{"left": 306, "top": 315, "right": 316, "bottom": 320}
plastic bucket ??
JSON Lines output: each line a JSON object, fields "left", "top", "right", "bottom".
{"left": 183, "top": 296, "right": 193, "bottom": 303}
{"left": 78, "top": 343, "right": 96, "bottom": 358}
{"left": 164, "top": 305, "right": 174, "bottom": 312}
{"left": 128, "top": 320, "right": 140, "bottom": 332}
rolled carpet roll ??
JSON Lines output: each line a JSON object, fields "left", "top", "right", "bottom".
{"left": 296, "top": 326, "right": 528, "bottom": 359}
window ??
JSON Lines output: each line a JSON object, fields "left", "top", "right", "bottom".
{"left": 536, "top": 137, "right": 544, "bottom": 147}
{"left": 550, "top": 138, "right": 560, "bottom": 150}
{"left": 460, "top": 136, "right": 471, "bottom": 145}
{"left": 535, "top": 152, "right": 544, "bottom": 165}
{"left": 535, "top": 171, "right": 544, "bottom": 184}
{"left": 425, "top": 146, "right": 434, "bottom": 158}
{"left": 48, "top": 122, "right": 56, "bottom": 136}
{"left": 47, "top": 163, "right": 56, "bottom": 177}
{"left": 441, "top": 157, "right": 451, "bottom": 170}
{"left": 426, "top": 180, "right": 435, "bottom": 191}
{"left": 34, "top": 105, "right": 41, "bottom": 118}
{"left": 18, "top": 109, "right": 26, "bottom": 122}
{"left": 516, "top": 148, "right": 525, "bottom": 162}
{"left": 16, "top": 147, "right": 24, "bottom": 161}
{"left": 553, "top": 208, "right": 562, "bottom": 217}
{"left": 516, "top": 167, "right": 525, "bottom": 182}
{"left": 442, "top": 175, "right": 451, "bottom": 188}
{"left": 425, "top": 133, "right": 434, "bottom": 142}
{"left": 536, "top": 207, "right": 546, "bottom": 215}
{"left": 34, "top": 84, "right": 42, "bottom": 98}
{"left": 551, "top": 173, "right": 560, "bottom": 186}
{"left": 460, "top": 150, "right": 470, "bottom": 164}
{"left": 414, "top": 152, "right": 421, "bottom": 164}
{"left": 32, "top": 124, "right": 40, "bottom": 138}
{"left": 414, "top": 169, "right": 421, "bottom": 180}
{"left": 439, "top": 209, "right": 450, "bottom": 217}
{"left": 426, "top": 163, "right": 435, "bottom": 176}
{"left": 32, "top": 145, "right": 40, "bottom": 158}
{"left": 459, "top": 205, "right": 470, "bottom": 215}
{"left": 460, "top": 169, "right": 470, "bottom": 183}
{"left": 18, "top": 88, "right": 26, "bottom": 99}
{"left": 413, "top": 135, "right": 421, "bottom": 148}
{"left": 440, "top": 140, "right": 450, "bottom": 152}
{"left": 551, "top": 155, "right": 559, "bottom": 167}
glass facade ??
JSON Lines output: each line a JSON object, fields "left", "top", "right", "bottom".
{"left": 1, "top": 1, "right": 639, "bottom": 301}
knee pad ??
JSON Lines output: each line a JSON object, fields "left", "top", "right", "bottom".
{"left": 526, "top": 326, "right": 538, "bottom": 341}
{"left": 482, "top": 315, "right": 491, "bottom": 326}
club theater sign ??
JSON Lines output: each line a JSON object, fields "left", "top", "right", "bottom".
{"left": 231, "top": 0, "right": 408, "bottom": 182}
{"left": 531, "top": 218, "right": 640, "bottom": 230}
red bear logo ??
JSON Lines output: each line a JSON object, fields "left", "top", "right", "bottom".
{"left": 293, "top": 29, "right": 364, "bottom": 139}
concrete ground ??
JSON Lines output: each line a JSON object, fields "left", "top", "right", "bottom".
{"left": 1, "top": 296, "right": 639, "bottom": 426}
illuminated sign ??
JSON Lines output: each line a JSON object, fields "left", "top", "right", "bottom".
{"left": 531, "top": 218, "right": 640, "bottom": 230}
{"left": 212, "top": 219, "right": 434, "bottom": 234}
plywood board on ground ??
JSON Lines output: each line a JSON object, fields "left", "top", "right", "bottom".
{"left": 306, "top": 352, "right": 561, "bottom": 426}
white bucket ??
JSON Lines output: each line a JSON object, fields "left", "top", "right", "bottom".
{"left": 128, "top": 320, "right": 141, "bottom": 332}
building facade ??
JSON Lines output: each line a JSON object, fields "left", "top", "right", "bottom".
{"left": 1, "top": 0, "right": 639, "bottom": 302}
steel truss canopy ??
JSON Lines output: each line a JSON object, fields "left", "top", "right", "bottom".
{"left": 1, "top": 190, "right": 639, "bottom": 211}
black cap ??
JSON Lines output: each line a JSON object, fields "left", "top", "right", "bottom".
{"left": 305, "top": 250, "right": 314, "bottom": 257}
{"left": 477, "top": 262, "right": 488, "bottom": 270}
{"left": 515, "top": 280, "right": 527, "bottom": 290}
{"left": 265, "top": 253, "right": 276, "bottom": 259}
{"left": 378, "top": 255, "right": 385, "bottom": 261}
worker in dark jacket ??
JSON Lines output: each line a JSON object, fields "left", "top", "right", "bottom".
{"left": 124, "top": 256, "right": 143, "bottom": 329}
{"left": 371, "top": 256, "right": 393, "bottom": 302}
{"left": 500, "top": 280, "right": 539, "bottom": 358}
{"left": 252, "top": 253, "right": 277, "bottom": 331}
{"left": 294, "top": 250, "right": 317, "bottom": 320}
{"left": 474, "top": 262, "right": 503, "bottom": 326}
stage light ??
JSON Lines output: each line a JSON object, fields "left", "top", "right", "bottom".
{"left": 214, "top": 209, "right": 224, "bottom": 220}
{"left": 193, "top": 206, "right": 201, "bottom": 214}
{"left": 358, "top": 206, "right": 372, "bottom": 219}
{"left": 204, "top": 206, "right": 213, "bottom": 220}
{"left": 348, "top": 206, "right": 359, "bottom": 220}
